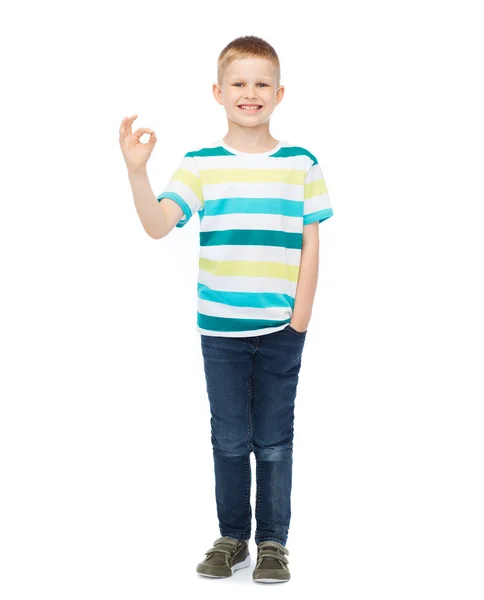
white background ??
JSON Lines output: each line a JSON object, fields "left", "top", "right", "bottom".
{"left": 1, "top": 0, "right": 483, "bottom": 598}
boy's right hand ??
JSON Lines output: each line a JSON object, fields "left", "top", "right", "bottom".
{"left": 119, "top": 114, "right": 157, "bottom": 173}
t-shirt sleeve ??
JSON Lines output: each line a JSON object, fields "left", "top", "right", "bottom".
{"left": 303, "top": 155, "right": 333, "bottom": 225}
{"left": 156, "top": 154, "right": 204, "bottom": 228}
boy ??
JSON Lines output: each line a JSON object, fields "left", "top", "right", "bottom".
{"left": 119, "top": 35, "right": 333, "bottom": 584}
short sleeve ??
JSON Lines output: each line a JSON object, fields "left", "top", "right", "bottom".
{"left": 303, "top": 156, "right": 333, "bottom": 225}
{"left": 156, "top": 154, "right": 204, "bottom": 228}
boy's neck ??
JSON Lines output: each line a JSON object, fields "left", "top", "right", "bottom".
{"left": 222, "top": 134, "right": 279, "bottom": 154}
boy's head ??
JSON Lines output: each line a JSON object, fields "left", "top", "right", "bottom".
{"left": 213, "top": 35, "right": 284, "bottom": 128}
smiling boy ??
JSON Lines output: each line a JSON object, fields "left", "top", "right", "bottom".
{"left": 120, "top": 35, "right": 333, "bottom": 583}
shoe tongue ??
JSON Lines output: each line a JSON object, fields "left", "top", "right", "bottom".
{"left": 214, "top": 536, "right": 239, "bottom": 546}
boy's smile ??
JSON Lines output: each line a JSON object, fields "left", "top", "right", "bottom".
{"left": 238, "top": 104, "right": 263, "bottom": 113}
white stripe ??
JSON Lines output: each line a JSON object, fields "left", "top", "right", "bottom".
{"left": 198, "top": 155, "right": 308, "bottom": 171}
{"left": 197, "top": 324, "right": 288, "bottom": 337}
{"left": 201, "top": 213, "right": 302, "bottom": 233}
{"left": 304, "top": 193, "right": 331, "bottom": 215}
{"left": 200, "top": 245, "right": 301, "bottom": 265}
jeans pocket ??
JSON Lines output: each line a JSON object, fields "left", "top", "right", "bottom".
{"left": 286, "top": 324, "right": 307, "bottom": 336}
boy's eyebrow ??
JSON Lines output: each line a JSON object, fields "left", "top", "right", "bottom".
{"left": 228, "top": 75, "right": 273, "bottom": 81}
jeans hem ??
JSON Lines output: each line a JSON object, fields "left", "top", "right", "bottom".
{"left": 220, "top": 531, "right": 251, "bottom": 541}
{"left": 255, "top": 537, "right": 287, "bottom": 546}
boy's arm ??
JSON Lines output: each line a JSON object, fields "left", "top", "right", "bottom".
{"left": 128, "top": 168, "right": 183, "bottom": 239}
{"left": 290, "top": 222, "right": 320, "bottom": 332}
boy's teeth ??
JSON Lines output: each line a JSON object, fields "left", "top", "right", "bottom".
{"left": 240, "top": 105, "right": 261, "bottom": 110}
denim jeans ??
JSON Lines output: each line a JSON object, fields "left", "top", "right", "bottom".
{"left": 200, "top": 324, "right": 307, "bottom": 547}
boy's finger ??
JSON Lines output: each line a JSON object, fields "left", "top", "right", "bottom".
{"left": 132, "top": 128, "right": 155, "bottom": 140}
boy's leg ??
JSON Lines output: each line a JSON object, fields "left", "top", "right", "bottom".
{"left": 200, "top": 334, "right": 257, "bottom": 542}
{"left": 250, "top": 326, "right": 307, "bottom": 546}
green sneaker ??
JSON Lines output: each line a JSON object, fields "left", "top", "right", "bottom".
{"left": 196, "top": 536, "right": 251, "bottom": 578}
{"left": 253, "top": 540, "right": 291, "bottom": 583}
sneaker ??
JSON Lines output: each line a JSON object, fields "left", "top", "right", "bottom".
{"left": 253, "top": 540, "right": 291, "bottom": 583}
{"left": 196, "top": 536, "right": 251, "bottom": 578}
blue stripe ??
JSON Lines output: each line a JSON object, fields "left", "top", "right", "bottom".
{"left": 271, "top": 145, "right": 318, "bottom": 166}
{"left": 198, "top": 312, "right": 291, "bottom": 333}
{"left": 204, "top": 197, "right": 304, "bottom": 218}
{"left": 198, "top": 283, "right": 295, "bottom": 308}
{"left": 186, "top": 146, "right": 235, "bottom": 158}
{"left": 185, "top": 144, "right": 318, "bottom": 165}
{"left": 304, "top": 208, "right": 334, "bottom": 225}
{"left": 200, "top": 229, "right": 302, "bottom": 249}
{"left": 157, "top": 192, "right": 191, "bottom": 228}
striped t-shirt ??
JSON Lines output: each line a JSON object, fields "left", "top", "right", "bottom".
{"left": 157, "top": 138, "right": 333, "bottom": 337}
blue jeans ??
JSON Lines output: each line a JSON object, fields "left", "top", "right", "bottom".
{"left": 200, "top": 324, "right": 307, "bottom": 547}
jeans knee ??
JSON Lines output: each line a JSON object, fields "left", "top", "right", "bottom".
{"left": 253, "top": 444, "right": 293, "bottom": 461}
{"left": 212, "top": 440, "right": 252, "bottom": 463}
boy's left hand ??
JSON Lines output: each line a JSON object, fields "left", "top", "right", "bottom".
{"left": 289, "top": 320, "right": 308, "bottom": 333}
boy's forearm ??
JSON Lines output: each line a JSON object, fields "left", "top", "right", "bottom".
{"left": 128, "top": 168, "right": 166, "bottom": 238}
{"left": 290, "top": 239, "right": 319, "bottom": 331}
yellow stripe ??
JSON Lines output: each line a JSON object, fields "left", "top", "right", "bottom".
{"left": 201, "top": 168, "right": 305, "bottom": 185}
{"left": 172, "top": 168, "right": 203, "bottom": 202}
{"left": 199, "top": 258, "right": 300, "bottom": 282}
{"left": 305, "top": 178, "right": 328, "bottom": 199}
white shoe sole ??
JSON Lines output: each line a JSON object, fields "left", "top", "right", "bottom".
{"left": 198, "top": 553, "right": 251, "bottom": 577}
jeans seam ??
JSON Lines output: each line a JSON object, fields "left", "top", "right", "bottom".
{"left": 247, "top": 364, "right": 254, "bottom": 451}
{"left": 245, "top": 357, "right": 254, "bottom": 531}
{"left": 245, "top": 453, "right": 251, "bottom": 531}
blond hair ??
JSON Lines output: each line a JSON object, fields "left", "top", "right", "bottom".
{"left": 217, "top": 35, "right": 280, "bottom": 87}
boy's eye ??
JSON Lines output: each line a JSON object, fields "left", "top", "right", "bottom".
{"left": 233, "top": 83, "right": 268, "bottom": 87}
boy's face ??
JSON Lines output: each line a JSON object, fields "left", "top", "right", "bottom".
{"left": 213, "top": 57, "right": 284, "bottom": 127}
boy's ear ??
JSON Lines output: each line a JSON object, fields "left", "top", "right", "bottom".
{"left": 212, "top": 83, "right": 224, "bottom": 105}
{"left": 276, "top": 85, "right": 285, "bottom": 105}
